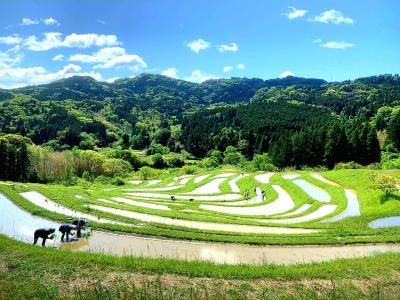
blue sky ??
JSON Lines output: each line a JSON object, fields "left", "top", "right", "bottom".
{"left": 0, "top": 0, "right": 399, "bottom": 88}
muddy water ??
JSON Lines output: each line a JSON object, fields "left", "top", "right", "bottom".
{"left": 2, "top": 193, "right": 400, "bottom": 265}
{"left": 77, "top": 231, "right": 400, "bottom": 265}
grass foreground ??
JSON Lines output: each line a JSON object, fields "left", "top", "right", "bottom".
{"left": 1, "top": 235, "right": 400, "bottom": 299}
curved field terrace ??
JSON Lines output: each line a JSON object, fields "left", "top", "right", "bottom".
{"left": 1, "top": 168, "right": 400, "bottom": 265}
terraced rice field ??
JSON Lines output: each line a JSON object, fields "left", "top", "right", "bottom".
{"left": 2, "top": 168, "right": 400, "bottom": 266}
{"left": 17, "top": 171, "right": 364, "bottom": 235}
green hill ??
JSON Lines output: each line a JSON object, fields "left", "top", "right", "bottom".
{"left": 1, "top": 73, "right": 400, "bottom": 168}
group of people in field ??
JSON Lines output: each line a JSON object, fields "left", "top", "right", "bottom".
{"left": 33, "top": 219, "right": 88, "bottom": 247}
{"left": 244, "top": 187, "right": 266, "bottom": 201}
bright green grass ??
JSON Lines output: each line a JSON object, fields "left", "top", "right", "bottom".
{"left": 1, "top": 235, "right": 400, "bottom": 299}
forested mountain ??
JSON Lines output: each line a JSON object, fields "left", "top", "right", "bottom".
{"left": 13, "top": 76, "right": 115, "bottom": 101}
{"left": 13, "top": 73, "right": 326, "bottom": 106}
{"left": 1, "top": 73, "right": 400, "bottom": 168}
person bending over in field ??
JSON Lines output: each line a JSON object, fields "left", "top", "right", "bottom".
{"left": 72, "top": 219, "right": 88, "bottom": 238}
{"left": 59, "top": 224, "right": 77, "bottom": 242}
{"left": 33, "top": 228, "right": 56, "bottom": 247}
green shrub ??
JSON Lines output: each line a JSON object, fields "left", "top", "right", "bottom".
{"left": 94, "top": 175, "right": 109, "bottom": 184}
{"left": 381, "top": 151, "right": 400, "bottom": 169}
{"left": 206, "top": 150, "right": 223, "bottom": 164}
{"left": 202, "top": 157, "right": 220, "bottom": 168}
{"left": 334, "top": 161, "right": 363, "bottom": 170}
{"left": 251, "top": 153, "right": 277, "bottom": 171}
{"left": 82, "top": 171, "right": 93, "bottom": 182}
{"left": 367, "top": 163, "right": 381, "bottom": 170}
{"left": 152, "top": 153, "right": 165, "bottom": 168}
{"left": 105, "top": 149, "right": 141, "bottom": 170}
{"left": 138, "top": 166, "right": 155, "bottom": 180}
{"left": 166, "top": 154, "right": 185, "bottom": 168}
{"left": 223, "top": 146, "right": 243, "bottom": 165}
{"left": 370, "top": 172, "right": 400, "bottom": 197}
{"left": 181, "top": 165, "right": 199, "bottom": 175}
{"left": 79, "top": 132, "right": 97, "bottom": 150}
{"left": 111, "top": 177, "right": 125, "bottom": 186}
{"left": 146, "top": 143, "right": 170, "bottom": 155}
{"left": 103, "top": 158, "right": 132, "bottom": 177}
{"left": 238, "top": 160, "right": 255, "bottom": 171}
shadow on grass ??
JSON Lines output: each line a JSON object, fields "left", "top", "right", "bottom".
{"left": 380, "top": 193, "right": 400, "bottom": 204}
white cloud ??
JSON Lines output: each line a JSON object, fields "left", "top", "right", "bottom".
{"left": 280, "top": 71, "right": 294, "bottom": 78}
{"left": 31, "top": 64, "right": 102, "bottom": 85}
{"left": 63, "top": 33, "right": 119, "bottom": 48}
{"left": 97, "top": 54, "right": 146, "bottom": 71}
{"left": 309, "top": 9, "right": 354, "bottom": 24}
{"left": 0, "top": 66, "right": 47, "bottom": 88}
{"left": 106, "top": 77, "right": 119, "bottom": 83}
{"left": 0, "top": 50, "right": 23, "bottom": 68}
{"left": 43, "top": 17, "right": 60, "bottom": 26}
{"left": 24, "top": 32, "right": 120, "bottom": 51}
{"left": 161, "top": 67, "right": 179, "bottom": 78}
{"left": 69, "top": 47, "right": 146, "bottom": 71}
{"left": 52, "top": 54, "right": 64, "bottom": 61}
{"left": 224, "top": 64, "right": 245, "bottom": 73}
{"left": 283, "top": 7, "right": 307, "bottom": 20}
{"left": 21, "top": 17, "right": 60, "bottom": 26}
{"left": 223, "top": 66, "right": 233, "bottom": 73}
{"left": 0, "top": 35, "right": 23, "bottom": 45}
{"left": 186, "top": 38, "right": 210, "bottom": 53}
{"left": 185, "top": 70, "right": 219, "bottom": 83}
{"left": 70, "top": 47, "right": 125, "bottom": 63}
{"left": 321, "top": 41, "right": 355, "bottom": 49}
{"left": 0, "top": 63, "right": 102, "bottom": 88}
{"left": 217, "top": 42, "right": 238, "bottom": 53}
{"left": 24, "top": 32, "right": 63, "bottom": 51}
{"left": 21, "top": 18, "right": 39, "bottom": 26}
{"left": 98, "top": 20, "right": 106, "bottom": 25}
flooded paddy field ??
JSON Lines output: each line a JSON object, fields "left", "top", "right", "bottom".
{"left": 2, "top": 190, "right": 400, "bottom": 266}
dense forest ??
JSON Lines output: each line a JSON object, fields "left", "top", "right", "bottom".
{"left": 1, "top": 73, "right": 400, "bottom": 171}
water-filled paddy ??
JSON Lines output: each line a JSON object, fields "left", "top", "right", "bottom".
{"left": 369, "top": 216, "right": 400, "bottom": 228}
{"left": 2, "top": 193, "right": 400, "bottom": 265}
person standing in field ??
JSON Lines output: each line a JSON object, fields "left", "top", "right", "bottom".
{"left": 33, "top": 228, "right": 56, "bottom": 247}
{"left": 59, "top": 224, "right": 77, "bottom": 242}
{"left": 72, "top": 219, "right": 87, "bottom": 238}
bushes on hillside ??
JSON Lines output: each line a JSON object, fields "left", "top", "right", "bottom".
{"left": 334, "top": 161, "right": 363, "bottom": 170}
{"left": 28, "top": 146, "right": 134, "bottom": 183}
{"left": 381, "top": 151, "right": 400, "bottom": 169}
{"left": 370, "top": 172, "right": 400, "bottom": 200}
{"left": 165, "top": 153, "right": 185, "bottom": 168}
{"left": 103, "top": 158, "right": 132, "bottom": 177}
{"left": 0, "top": 134, "right": 31, "bottom": 181}
{"left": 146, "top": 143, "right": 170, "bottom": 155}
{"left": 223, "top": 146, "right": 243, "bottom": 165}
{"left": 104, "top": 149, "right": 141, "bottom": 170}
{"left": 137, "top": 166, "right": 155, "bottom": 180}
{"left": 251, "top": 153, "right": 277, "bottom": 171}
